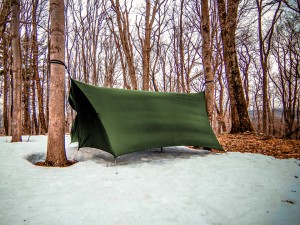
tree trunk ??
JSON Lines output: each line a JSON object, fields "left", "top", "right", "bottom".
{"left": 23, "top": 25, "right": 31, "bottom": 135}
{"left": 256, "top": 0, "right": 281, "bottom": 135}
{"left": 32, "top": 0, "right": 47, "bottom": 134}
{"left": 45, "top": 0, "right": 68, "bottom": 166}
{"left": 200, "top": 0, "right": 214, "bottom": 121}
{"left": 139, "top": 0, "right": 162, "bottom": 91}
{"left": 142, "top": 0, "right": 151, "bottom": 90}
{"left": 110, "top": 0, "right": 137, "bottom": 89}
{"left": 2, "top": 36, "right": 10, "bottom": 135}
{"left": 179, "top": 0, "right": 185, "bottom": 93}
{"left": 3, "top": 75, "right": 9, "bottom": 135}
{"left": 113, "top": 33, "right": 130, "bottom": 89}
{"left": 46, "top": 16, "right": 51, "bottom": 126}
{"left": 0, "top": 0, "right": 11, "bottom": 39}
{"left": 257, "top": 0, "right": 268, "bottom": 134}
{"left": 31, "top": 78, "right": 38, "bottom": 134}
{"left": 217, "top": 0, "right": 254, "bottom": 133}
{"left": 11, "top": 0, "right": 22, "bottom": 142}
{"left": 216, "top": 69, "right": 227, "bottom": 133}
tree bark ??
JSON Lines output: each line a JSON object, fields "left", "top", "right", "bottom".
{"left": 31, "top": 77, "right": 39, "bottom": 134}
{"left": 200, "top": 0, "right": 215, "bottom": 121}
{"left": 23, "top": 25, "right": 31, "bottom": 135}
{"left": 0, "top": 0, "right": 11, "bottom": 39}
{"left": 45, "top": 0, "right": 68, "bottom": 166}
{"left": 46, "top": 16, "right": 51, "bottom": 126}
{"left": 11, "top": 0, "right": 22, "bottom": 142}
{"left": 141, "top": 0, "right": 152, "bottom": 90}
{"left": 217, "top": 0, "right": 254, "bottom": 133}
{"left": 2, "top": 35, "right": 10, "bottom": 135}
{"left": 179, "top": 0, "right": 186, "bottom": 93}
{"left": 32, "top": 0, "right": 47, "bottom": 134}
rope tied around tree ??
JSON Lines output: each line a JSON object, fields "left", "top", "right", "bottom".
{"left": 50, "top": 59, "right": 71, "bottom": 78}
{"left": 204, "top": 80, "right": 214, "bottom": 84}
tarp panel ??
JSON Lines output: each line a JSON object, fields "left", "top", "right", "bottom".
{"left": 69, "top": 79, "right": 223, "bottom": 157}
{"left": 69, "top": 81, "right": 113, "bottom": 154}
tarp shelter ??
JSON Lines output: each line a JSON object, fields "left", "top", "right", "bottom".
{"left": 69, "top": 79, "right": 223, "bottom": 157}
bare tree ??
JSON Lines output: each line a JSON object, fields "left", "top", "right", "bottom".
{"left": 136, "top": 0, "right": 165, "bottom": 91}
{"left": 11, "top": 0, "right": 22, "bottom": 142}
{"left": 22, "top": 22, "right": 31, "bottom": 135}
{"left": 109, "top": 0, "right": 137, "bottom": 89}
{"left": 32, "top": 0, "right": 48, "bottom": 134}
{"left": 198, "top": 0, "right": 215, "bottom": 121}
{"left": 45, "top": 0, "right": 69, "bottom": 166}
{"left": 0, "top": 0, "right": 11, "bottom": 135}
{"left": 1, "top": 33, "right": 11, "bottom": 135}
{"left": 256, "top": 0, "right": 282, "bottom": 135}
{"left": 280, "top": 0, "right": 300, "bottom": 14}
{"left": 103, "top": 32, "right": 118, "bottom": 87}
{"left": 271, "top": 10, "right": 300, "bottom": 138}
{"left": 0, "top": 0, "right": 11, "bottom": 39}
{"left": 210, "top": 0, "right": 229, "bottom": 133}
{"left": 217, "top": 0, "right": 254, "bottom": 133}
{"left": 237, "top": 44, "right": 252, "bottom": 106}
{"left": 178, "top": 0, "right": 186, "bottom": 93}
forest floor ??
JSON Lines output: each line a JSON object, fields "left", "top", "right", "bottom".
{"left": 214, "top": 133, "right": 300, "bottom": 160}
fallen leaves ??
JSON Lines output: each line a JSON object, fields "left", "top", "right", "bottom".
{"left": 213, "top": 133, "right": 300, "bottom": 159}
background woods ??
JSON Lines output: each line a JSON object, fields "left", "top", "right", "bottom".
{"left": 0, "top": 0, "right": 299, "bottom": 139}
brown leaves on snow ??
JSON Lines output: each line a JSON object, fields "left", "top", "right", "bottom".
{"left": 214, "top": 133, "right": 300, "bottom": 159}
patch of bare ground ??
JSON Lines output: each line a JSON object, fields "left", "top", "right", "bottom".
{"left": 213, "top": 133, "right": 300, "bottom": 160}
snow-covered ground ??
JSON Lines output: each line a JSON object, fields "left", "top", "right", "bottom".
{"left": 0, "top": 135, "right": 299, "bottom": 225}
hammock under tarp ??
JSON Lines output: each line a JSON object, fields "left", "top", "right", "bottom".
{"left": 69, "top": 79, "right": 223, "bottom": 157}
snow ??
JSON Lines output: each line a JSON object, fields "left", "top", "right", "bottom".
{"left": 0, "top": 135, "right": 299, "bottom": 225}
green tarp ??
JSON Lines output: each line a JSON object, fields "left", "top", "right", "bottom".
{"left": 69, "top": 79, "right": 223, "bottom": 157}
